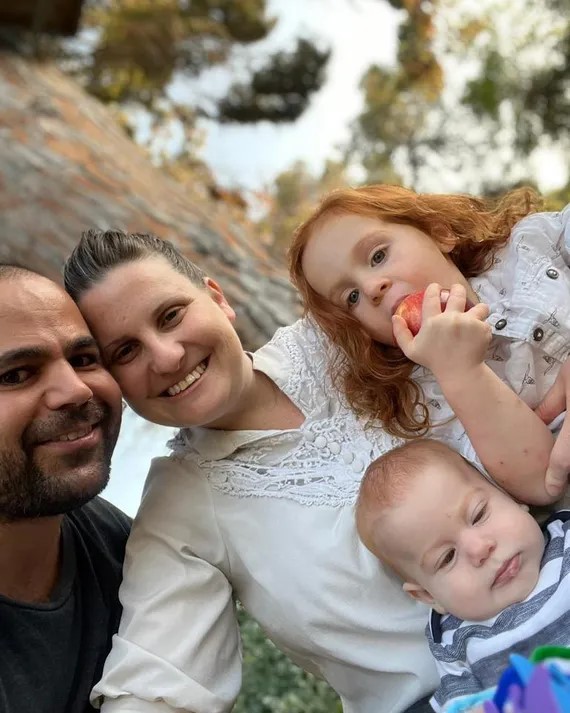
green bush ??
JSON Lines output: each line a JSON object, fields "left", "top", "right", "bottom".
{"left": 235, "top": 606, "right": 342, "bottom": 713}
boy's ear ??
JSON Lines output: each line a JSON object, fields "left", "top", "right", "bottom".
{"left": 204, "top": 277, "right": 236, "bottom": 322}
{"left": 402, "top": 582, "right": 447, "bottom": 615}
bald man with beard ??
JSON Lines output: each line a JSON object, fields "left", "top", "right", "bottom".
{"left": 0, "top": 264, "right": 130, "bottom": 713}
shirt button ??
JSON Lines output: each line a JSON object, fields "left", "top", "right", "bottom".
{"left": 304, "top": 429, "right": 315, "bottom": 442}
{"left": 495, "top": 318, "right": 507, "bottom": 330}
{"left": 328, "top": 441, "right": 341, "bottom": 455}
{"left": 314, "top": 435, "right": 327, "bottom": 448}
{"left": 546, "top": 268, "right": 559, "bottom": 279}
{"left": 533, "top": 327, "right": 544, "bottom": 341}
{"left": 342, "top": 451, "right": 355, "bottom": 465}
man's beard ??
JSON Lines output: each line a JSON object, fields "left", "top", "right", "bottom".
{"left": 0, "top": 401, "right": 119, "bottom": 522}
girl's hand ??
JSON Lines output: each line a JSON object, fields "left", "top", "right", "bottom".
{"left": 535, "top": 358, "right": 570, "bottom": 497}
{"left": 392, "top": 282, "right": 491, "bottom": 382}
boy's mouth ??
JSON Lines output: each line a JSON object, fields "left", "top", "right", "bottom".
{"left": 492, "top": 554, "right": 521, "bottom": 588}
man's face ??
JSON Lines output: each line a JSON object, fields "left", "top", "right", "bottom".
{"left": 0, "top": 275, "right": 122, "bottom": 521}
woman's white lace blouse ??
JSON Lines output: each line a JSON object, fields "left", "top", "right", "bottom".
{"left": 93, "top": 319, "right": 439, "bottom": 713}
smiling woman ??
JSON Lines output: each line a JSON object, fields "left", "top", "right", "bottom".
{"left": 62, "top": 228, "right": 444, "bottom": 713}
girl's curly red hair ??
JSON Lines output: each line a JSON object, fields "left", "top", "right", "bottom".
{"left": 289, "top": 184, "right": 542, "bottom": 438}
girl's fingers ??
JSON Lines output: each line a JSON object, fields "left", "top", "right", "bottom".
{"left": 467, "top": 302, "right": 490, "bottom": 322}
{"left": 421, "top": 283, "right": 444, "bottom": 318}
{"left": 444, "top": 283, "right": 467, "bottom": 312}
{"left": 392, "top": 314, "right": 413, "bottom": 353}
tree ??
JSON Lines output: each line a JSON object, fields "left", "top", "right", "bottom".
{"left": 257, "top": 159, "right": 349, "bottom": 256}
{"left": 351, "top": 0, "right": 570, "bottom": 193}
{"left": 52, "top": 0, "right": 328, "bottom": 162}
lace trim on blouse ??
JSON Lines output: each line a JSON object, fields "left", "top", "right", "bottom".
{"left": 168, "top": 321, "right": 403, "bottom": 506}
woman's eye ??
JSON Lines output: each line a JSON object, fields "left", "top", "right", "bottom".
{"left": 162, "top": 307, "right": 182, "bottom": 326}
{"left": 371, "top": 249, "right": 386, "bottom": 266}
{"left": 438, "top": 549, "right": 456, "bottom": 570}
{"left": 113, "top": 343, "right": 136, "bottom": 365}
{"left": 0, "top": 368, "right": 33, "bottom": 386}
{"left": 346, "top": 289, "right": 360, "bottom": 307}
{"left": 472, "top": 505, "right": 487, "bottom": 524}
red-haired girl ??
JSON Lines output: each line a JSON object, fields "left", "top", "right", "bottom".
{"left": 290, "top": 186, "right": 570, "bottom": 501}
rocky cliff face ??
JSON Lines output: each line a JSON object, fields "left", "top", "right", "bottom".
{"left": 0, "top": 52, "right": 300, "bottom": 349}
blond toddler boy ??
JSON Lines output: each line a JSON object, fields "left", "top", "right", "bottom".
{"left": 356, "top": 439, "right": 570, "bottom": 712}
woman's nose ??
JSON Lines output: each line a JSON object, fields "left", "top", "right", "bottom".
{"left": 148, "top": 337, "right": 185, "bottom": 375}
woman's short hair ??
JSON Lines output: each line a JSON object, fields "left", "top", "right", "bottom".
{"left": 63, "top": 229, "right": 206, "bottom": 302}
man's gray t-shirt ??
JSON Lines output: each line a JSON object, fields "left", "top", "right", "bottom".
{"left": 0, "top": 497, "right": 130, "bottom": 712}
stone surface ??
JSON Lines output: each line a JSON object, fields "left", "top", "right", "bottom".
{"left": 0, "top": 52, "right": 301, "bottom": 349}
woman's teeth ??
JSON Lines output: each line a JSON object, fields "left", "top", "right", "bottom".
{"left": 167, "top": 362, "right": 207, "bottom": 396}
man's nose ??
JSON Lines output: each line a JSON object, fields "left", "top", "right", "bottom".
{"left": 44, "top": 361, "right": 93, "bottom": 411}
{"left": 364, "top": 277, "right": 391, "bottom": 304}
{"left": 148, "top": 336, "right": 185, "bottom": 375}
{"left": 464, "top": 532, "right": 496, "bottom": 567}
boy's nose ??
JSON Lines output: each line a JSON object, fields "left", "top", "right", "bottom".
{"left": 465, "top": 534, "right": 496, "bottom": 567}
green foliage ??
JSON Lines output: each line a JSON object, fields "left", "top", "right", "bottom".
{"left": 235, "top": 606, "right": 342, "bottom": 713}
{"left": 351, "top": 0, "right": 570, "bottom": 192}
{"left": 82, "top": 0, "right": 277, "bottom": 105}
{"left": 58, "top": 0, "right": 328, "bottom": 129}
{"left": 257, "top": 159, "right": 349, "bottom": 257}
{"left": 217, "top": 39, "right": 330, "bottom": 124}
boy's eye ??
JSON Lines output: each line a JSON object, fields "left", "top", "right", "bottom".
{"left": 0, "top": 368, "right": 33, "bottom": 386}
{"left": 438, "top": 548, "right": 456, "bottom": 570}
{"left": 371, "top": 249, "right": 386, "bottom": 266}
{"left": 346, "top": 289, "right": 360, "bottom": 307}
{"left": 472, "top": 505, "right": 487, "bottom": 524}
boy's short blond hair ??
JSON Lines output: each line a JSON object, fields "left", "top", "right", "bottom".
{"left": 356, "top": 439, "right": 464, "bottom": 573}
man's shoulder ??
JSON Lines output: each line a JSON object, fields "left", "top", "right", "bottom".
{"left": 65, "top": 496, "right": 131, "bottom": 558}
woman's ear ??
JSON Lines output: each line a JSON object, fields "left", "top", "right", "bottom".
{"left": 204, "top": 277, "right": 236, "bottom": 322}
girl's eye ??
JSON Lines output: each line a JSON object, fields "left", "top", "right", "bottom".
{"left": 438, "top": 548, "right": 456, "bottom": 570}
{"left": 371, "top": 249, "right": 386, "bottom": 266}
{"left": 0, "top": 368, "right": 33, "bottom": 386}
{"left": 346, "top": 289, "right": 360, "bottom": 307}
{"left": 472, "top": 505, "right": 487, "bottom": 524}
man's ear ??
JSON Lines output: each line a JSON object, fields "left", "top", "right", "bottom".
{"left": 402, "top": 582, "right": 447, "bottom": 614}
{"left": 204, "top": 277, "right": 236, "bottom": 322}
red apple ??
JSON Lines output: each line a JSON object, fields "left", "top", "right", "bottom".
{"left": 394, "top": 291, "right": 426, "bottom": 336}
{"left": 394, "top": 289, "right": 471, "bottom": 336}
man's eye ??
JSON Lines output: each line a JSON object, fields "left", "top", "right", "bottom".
{"left": 438, "top": 549, "right": 456, "bottom": 570}
{"left": 70, "top": 353, "right": 99, "bottom": 369}
{"left": 0, "top": 368, "right": 33, "bottom": 386}
{"left": 346, "top": 289, "right": 360, "bottom": 307}
{"left": 371, "top": 249, "right": 386, "bottom": 266}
